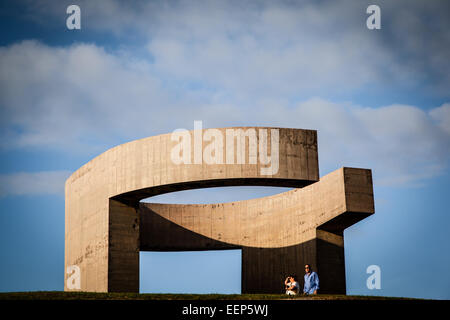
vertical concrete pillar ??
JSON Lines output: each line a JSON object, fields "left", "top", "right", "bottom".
{"left": 315, "top": 231, "right": 346, "bottom": 294}
{"left": 242, "top": 235, "right": 346, "bottom": 294}
{"left": 108, "top": 200, "right": 140, "bottom": 292}
{"left": 241, "top": 241, "right": 318, "bottom": 294}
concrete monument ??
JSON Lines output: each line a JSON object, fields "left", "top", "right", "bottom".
{"left": 65, "top": 127, "right": 374, "bottom": 293}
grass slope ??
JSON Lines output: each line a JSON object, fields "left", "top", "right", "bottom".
{"left": 0, "top": 291, "right": 420, "bottom": 300}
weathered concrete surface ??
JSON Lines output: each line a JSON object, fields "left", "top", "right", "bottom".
{"left": 65, "top": 128, "right": 319, "bottom": 292}
{"left": 65, "top": 127, "right": 373, "bottom": 293}
{"left": 140, "top": 167, "right": 374, "bottom": 293}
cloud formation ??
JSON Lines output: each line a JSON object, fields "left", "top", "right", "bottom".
{"left": 0, "top": 41, "right": 449, "bottom": 189}
{"left": 16, "top": 0, "right": 450, "bottom": 98}
{"left": 1, "top": 1, "right": 450, "bottom": 192}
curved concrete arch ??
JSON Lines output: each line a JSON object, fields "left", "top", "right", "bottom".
{"left": 65, "top": 127, "right": 373, "bottom": 293}
{"left": 140, "top": 167, "right": 374, "bottom": 293}
{"left": 140, "top": 167, "right": 373, "bottom": 250}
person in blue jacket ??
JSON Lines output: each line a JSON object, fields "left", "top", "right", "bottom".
{"left": 303, "top": 264, "right": 319, "bottom": 295}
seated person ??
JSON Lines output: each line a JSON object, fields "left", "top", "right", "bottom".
{"left": 284, "top": 275, "right": 299, "bottom": 295}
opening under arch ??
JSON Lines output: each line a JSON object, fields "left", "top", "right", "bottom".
{"left": 139, "top": 249, "right": 242, "bottom": 294}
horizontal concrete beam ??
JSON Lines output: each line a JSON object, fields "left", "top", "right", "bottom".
{"left": 140, "top": 167, "right": 374, "bottom": 251}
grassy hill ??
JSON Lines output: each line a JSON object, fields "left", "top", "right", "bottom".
{"left": 0, "top": 291, "right": 420, "bottom": 300}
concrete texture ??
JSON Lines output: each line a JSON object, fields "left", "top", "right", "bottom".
{"left": 65, "top": 127, "right": 374, "bottom": 293}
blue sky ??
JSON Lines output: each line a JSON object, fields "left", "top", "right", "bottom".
{"left": 0, "top": 0, "right": 449, "bottom": 299}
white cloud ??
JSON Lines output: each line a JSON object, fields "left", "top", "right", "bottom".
{"left": 0, "top": 41, "right": 449, "bottom": 188}
{"left": 233, "top": 98, "right": 449, "bottom": 186}
{"left": 144, "top": 2, "right": 392, "bottom": 97}
{"left": 0, "top": 170, "right": 71, "bottom": 196}
{"left": 2, "top": 0, "right": 450, "bottom": 188}
{"left": 16, "top": 0, "right": 450, "bottom": 98}
{"left": 430, "top": 103, "right": 450, "bottom": 135}
{"left": 0, "top": 40, "right": 176, "bottom": 152}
